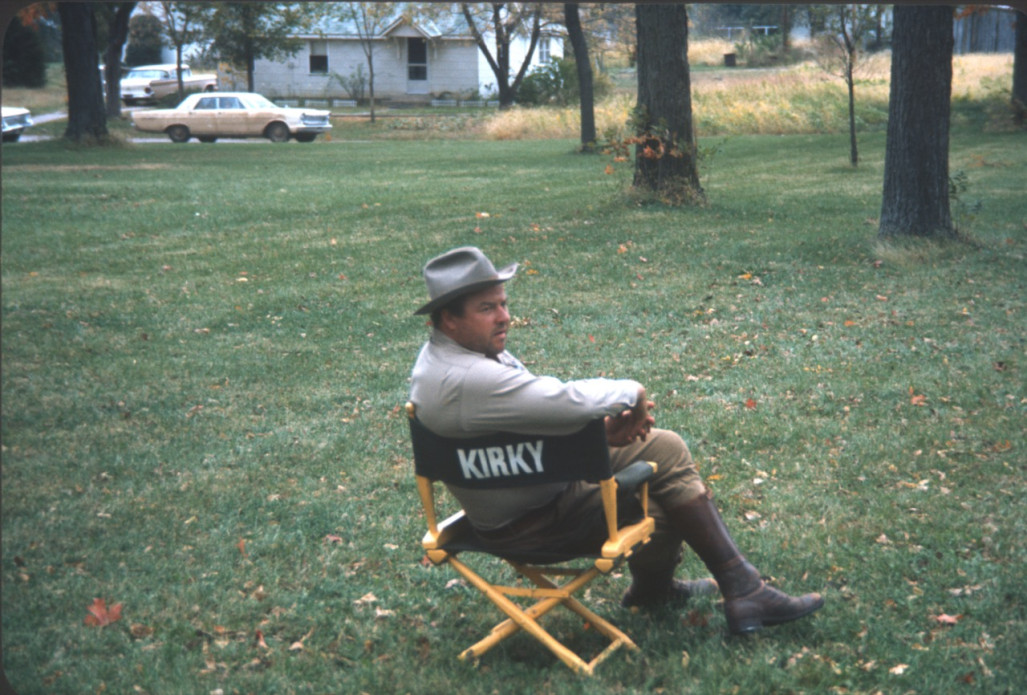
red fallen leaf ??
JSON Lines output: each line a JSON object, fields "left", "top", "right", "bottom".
{"left": 909, "top": 387, "right": 927, "bottom": 406}
{"left": 255, "top": 629, "right": 270, "bottom": 650}
{"left": 237, "top": 538, "right": 247, "bottom": 557}
{"left": 744, "top": 398, "right": 758, "bottom": 410}
{"left": 83, "top": 598, "right": 122, "bottom": 627}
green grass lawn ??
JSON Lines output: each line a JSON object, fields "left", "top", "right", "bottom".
{"left": 2, "top": 120, "right": 1025, "bottom": 694}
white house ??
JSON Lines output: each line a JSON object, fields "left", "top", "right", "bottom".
{"left": 249, "top": 11, "right": 562, "bottom": 104}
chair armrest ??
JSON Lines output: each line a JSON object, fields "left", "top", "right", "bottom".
{"left": 423, "top": 510, "right": 468, "bottom": 549}
{"left": 614, "top": 461, "right": 656, "bottom": 493}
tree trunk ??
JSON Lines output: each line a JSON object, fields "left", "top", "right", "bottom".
{"left": 564, "top": 3, "right": 596, "bottom": 150}
{"left": 840, "top": 6, "right": 858, "bottom": 167}
{"left": 176, "top": 44, "right": 185, "bottom": 101}
{"left": 846, "top": 60, "right": 858, "bottom": 166}
{"left": 879, "top": 5, "right": 954, "bottom": 239}
{"left": 368, "top": 51, "right": 376, "bottom": 123}
{"left": 780, "top": 6, "right": 791, "bottom": 56}
{"left": 59, "top": 3, "right": 109, "bottom": 142}
{"left": 633, "top": 4, "right": 703, "bottom": 202}
{"left": 461, "top": 3, "right": 538, "bottom": 110}
{"left": 104, "top": 3, "right": 135, "bottom": 119}
{"left": 246, "top": 44, "right": 255, "bottom": 93}
{"left": 1013, "top": 11, "right": 1027, "bottom": 124}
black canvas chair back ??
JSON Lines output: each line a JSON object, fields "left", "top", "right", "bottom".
{"left": 409, "top": 415, "right": 611, "bottom": 489}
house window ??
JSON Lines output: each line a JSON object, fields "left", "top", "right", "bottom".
{"left": 309, "top": 40, "right": 328, "bottom": 74}
{"left": 408, "top": 38, "right": 427, "bottom": 80}
{"left": 539, "top": 37, "right": 551, "bottom": 63}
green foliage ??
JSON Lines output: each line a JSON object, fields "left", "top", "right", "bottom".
{"left": 2, "top": 125, "right": 1025, "bottom": 693}
{"left": 948, "top": 169, "right": 984, "bottom": 236}
{"left": 206, "top": 3, "right": 305, "bottom": 72}
{"left": 331, "top": 64, "right": 366, "bottom": 102}
{"left": 3, "top": 16, "right": 47, "bottom": 87}
{"left": 124, "top": 13, "right": 165, "bottom": 67}
{"left": 734, "top": 34, "right": 784, "bottom": 68}
{"left": 516, "top": 58, "right": 612, "bottom": 107}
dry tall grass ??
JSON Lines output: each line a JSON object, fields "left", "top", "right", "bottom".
{"left": 483, "top": 47, "right": 1014, "bottom": 141}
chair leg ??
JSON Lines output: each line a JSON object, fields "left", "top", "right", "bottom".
{"left": 449, "top": 556, "right": 593, "bottom": 674}
{"left": 447, "top": 556, "right": 636, "bottom": 675}
{"left": 517, "top": 565, "right": 638, "bottom": 651}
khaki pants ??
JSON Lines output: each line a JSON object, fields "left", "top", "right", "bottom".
{"left": 479, "top": 428, "right": 706, "bottom": 576}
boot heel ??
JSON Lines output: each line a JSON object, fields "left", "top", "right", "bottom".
{"left": 726, "top": 615, "right": 763, "bottom": 634}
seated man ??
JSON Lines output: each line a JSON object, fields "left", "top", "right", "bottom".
{"left": 408, "top": 246, "right": 824, "bottom": 634}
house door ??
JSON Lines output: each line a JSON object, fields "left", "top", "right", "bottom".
{"left": 407, "top": 37, "right": 428, "bottom": 94}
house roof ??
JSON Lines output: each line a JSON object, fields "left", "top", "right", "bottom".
{"left": 302, "top": 9, "right": 472, "bottom": 40}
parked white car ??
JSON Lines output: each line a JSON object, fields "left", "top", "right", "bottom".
{"left": 131, "top": 92, "right": 332, "bottom": 143}
{"left": 2, "top": 107, "right": 34, "bottom": 142}
{"left": 121, "top": 63, "right": 218, "bottom": 105}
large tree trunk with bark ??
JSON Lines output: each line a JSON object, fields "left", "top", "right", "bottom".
{"left": 633, "top": 4, "right": 703, "bottom": 203}
{"left": 564, "top": 3, "right": 595, "bottom": 150}
{"left": 59, "top": 3, "right": 109, "bottom": 142}
{"left": 878, "top": 6, "right": 954, "bottom": 239}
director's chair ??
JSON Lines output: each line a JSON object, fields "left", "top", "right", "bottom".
{"left": 406, "top": 402, "right": 656, "bottom": 675}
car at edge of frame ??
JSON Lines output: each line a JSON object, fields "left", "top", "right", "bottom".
{"left": 2, "top": 106, "right": 34, "bottom": 142}
{"left": 131, "top": 92, "right": 332, "bottom": 144}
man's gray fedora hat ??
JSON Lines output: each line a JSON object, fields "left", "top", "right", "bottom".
{"left": 415, "top": 246, "right": 518, "bottom": 315}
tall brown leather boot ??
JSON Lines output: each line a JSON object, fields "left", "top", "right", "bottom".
{"left": 669, "top": 492, "right": 824, "bottom": 634}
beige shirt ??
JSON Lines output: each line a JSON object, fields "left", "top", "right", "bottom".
{"left": 409, "top": 330, "right": 641, "bottom": 529}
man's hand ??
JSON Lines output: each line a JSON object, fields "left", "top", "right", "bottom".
{"left": 605, "top": 387, "right": 655, "bottom": 447}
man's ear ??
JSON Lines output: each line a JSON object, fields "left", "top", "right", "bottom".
{"left": 438, "top": 308, "right": 457, "bottom": 332}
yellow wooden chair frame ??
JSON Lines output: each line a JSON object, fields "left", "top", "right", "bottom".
{"left": 407, "top": 403, "right": 656, "bottom": 675}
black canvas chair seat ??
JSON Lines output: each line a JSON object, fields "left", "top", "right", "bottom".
{"left": 406, "top": 403, "right": 656, "bottom": 675}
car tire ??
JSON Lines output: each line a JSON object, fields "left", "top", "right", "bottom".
{"left": 198, "top": 136, "right": 217, "bottom": 144}
{"left": 265, "top": 122, "right": 290, "bottom": 143}
{"left": 167, "top": 125, "right": 190, "bottom": 143}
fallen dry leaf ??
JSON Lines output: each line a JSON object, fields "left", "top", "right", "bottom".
{"left": 130, "top": 623, "right": 154, "bottom": 639}
{"left": 83, "top": 598, "right": 122, "bottom": 627}
{"left": 909, "top": 387, "right": 928, "bottom": 406}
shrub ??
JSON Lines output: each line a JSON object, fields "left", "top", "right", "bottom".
{"left": 516, "top": 57, "right": 612, "bottom": 107}
{"left": 124, "top": 13, "right": 164, "bottom": 66}
{"left": 3, "top": 17, "right": 47, "bottom": 87}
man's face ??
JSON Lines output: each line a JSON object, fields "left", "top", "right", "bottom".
{"left": 442, "top": 284, "right": 510, "bottom": 358}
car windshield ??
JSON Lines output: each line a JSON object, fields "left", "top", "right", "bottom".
{"left": 239, "top": 94, "right": 278, "bottom": 110}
